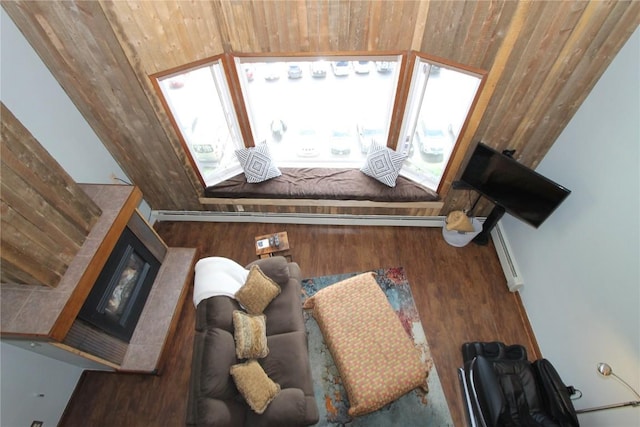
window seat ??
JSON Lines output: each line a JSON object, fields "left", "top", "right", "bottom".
{"left": 200, "top": 168, "right": 443, "bottom": 209}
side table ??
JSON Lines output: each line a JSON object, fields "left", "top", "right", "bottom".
{"left": 255, "top": 231, "right": 292, "bottom": 261}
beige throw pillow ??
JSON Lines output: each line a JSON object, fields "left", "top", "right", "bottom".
{"left": 230, "top": 360, "right": 280, "bottom": 414}
{"left": 233, "top": 310, "right": 269, "bottom": 359}
{"left": 235, "top": 265, "right": 281, "bottom": 314}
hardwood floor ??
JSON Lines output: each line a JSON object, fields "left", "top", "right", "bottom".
{"left": 59, "top": 222, "right": 540, "bottom": 427}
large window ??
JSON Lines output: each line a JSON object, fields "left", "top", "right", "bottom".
{"left": 235, "top": 56, "right": 401, "bottom": 168}
{"left": 154, "top": 53, "right": 483, "bottom": 191}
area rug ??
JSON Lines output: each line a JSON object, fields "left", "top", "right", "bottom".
{"left": 301, "top": 267, "right": 454, "bottom": 426}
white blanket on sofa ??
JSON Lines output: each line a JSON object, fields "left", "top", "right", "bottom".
{"left": 193, "top": 257, "right": 249, "bottom": 308}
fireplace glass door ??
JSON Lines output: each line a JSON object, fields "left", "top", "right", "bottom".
{"left": 79, "top": 227, "right": 160, "bottom": 342}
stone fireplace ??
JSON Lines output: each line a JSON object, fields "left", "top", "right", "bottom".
{"left": 1, "top": 184, "right": 196, "bottom": 373}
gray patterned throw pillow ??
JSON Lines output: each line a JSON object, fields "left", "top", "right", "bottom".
{"left": 235, "top": 144, "right": 282, "bottom": 183}
{"left": 360, "top": 140, "right": 407, "bottom": 187}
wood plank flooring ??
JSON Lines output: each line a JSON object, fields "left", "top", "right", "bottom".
{"left": 59, "top": 222, "right": 540, "bottom": 427}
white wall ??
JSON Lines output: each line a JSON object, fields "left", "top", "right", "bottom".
{"left": 0, "top": 341, "right": 85, "bottom": 427}
{"left": 501, "top": 28, "right": 639, "bottom": 427}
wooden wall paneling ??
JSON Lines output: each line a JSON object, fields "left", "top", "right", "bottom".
{"left": 1, "top": 201, "right": 75, "bottom": 267}
{"left": 0, "top": 105, "right": 101, "bottom": 238}
{"left": 375, "top": 1, "right": 414, "bottom": 50}
{"left": 517, "top": 1, "right": 640, "bottom": 164}
{"left": 363, "top": 0, "right": 380, "bottom": 51}
{"left": 317, "top": 1, "right": 332, "bottom": 52}
{"left": 0, "top": 104, "right": 101, "bottom": 287}
{"left": 0, "top": 177, "right": 87, "bottom": 258}
{"left": 3, "top": 1, "right": 203, "bottom": 211}
{"left": 304, "top": 1, "right": 322, "bottom": 52}
{"left": 100, "top": 1, "right": 217, "bottom": 197}
{"left": 348, "top": 0, "right": 389, "bottom": 51}
{"left": 1, "top": 108, "right": 101, "bottom": 233}
{"left": 424, "top": 0, "right": 468, "bottom": 62}
{"left": 326, "top": 0, "right": 346, "bottom": 51}
{"left": 261, "top": 1, "right": 283, "bottom": 52}
{"left": 217, "top": 1, "right": 258, "bottom": 53}
{"left": 476, "top": 1, "right": 520, "bottom": 71}
{"left": 103, "top": 1, "right": 225, "bottom": 73}
{"left": 410, "top": 0, "right": 430, "bottom": 51}
{"left": 281, "top": 0, "right": 300, "bottom": 51}
{"left": 200, "top": 202, "right": 443, "bottom": 218}
{"left": 0, "top": 218, "right": 67, "bottom": 286}
{"left": 246, "top": 0, "right": 270, "bottom": 52}
{"left": 4, "top": 0, "right": 638, "bottom": 219}
{"left": 477, "top": 1, "right": 587, "bottom": 159}
{"left": 295, "top": 0, "right": 310, "bottom": 52}
{"left": 439, "top": 1, "right": 532, "bottom": 212}
{"left": 191, "top": 1, "right": 226, "bottom": 58}
{"left": 444, "top": 0, "right": 478, "bottom": 65}
{"left": 450, "top": 1, "right": 515, "bottom": 70}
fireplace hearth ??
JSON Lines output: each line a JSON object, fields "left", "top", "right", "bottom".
{"left": 79, "top": 226, "right": 160, "bottom": 343}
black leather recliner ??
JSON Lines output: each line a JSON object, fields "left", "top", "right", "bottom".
{"left": 459, "top": 342, "right": 580, "bottom": 427}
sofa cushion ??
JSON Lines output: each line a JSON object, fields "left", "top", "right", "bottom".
{"left": 245, "top": 388, "right": 307, "bottom": 427}
{"left": 262, "top": 331, "right": 314, "bottom": 394}
{"left": 195, "top": 295, "right": 240, "bottom": 333}
{"left": 200, "top": 328, "right": 238, "bottom": 400}
{"left": 196, "top": 397, "right": 246, "bottom": 427}
{"left": 233, "top": 310, "right": 269, "bottom": 359}
{"left": 235, "top": 265, "right": 281, "bottom": 314}
{"left": 230, "top": 360, "right": 281, "bottom": 414}
{"left": 246, "top": 256, "right": 291, "bottom": 286}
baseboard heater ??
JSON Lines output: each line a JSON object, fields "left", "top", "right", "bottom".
{"left": 152, "top": 210, "right": 449, "bottom": 228}
{"left": 152, "top": 210, "right": 522, "bottom": 291}
{"left": 490, "top": 221, "right": 525, "bottom": 292}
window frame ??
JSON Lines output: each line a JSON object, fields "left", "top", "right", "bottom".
{"left": 152, "top": 51, "right": 486, "bottom": 193}
{"left": 399, "top": 52, "right": 486, "bottom": 193}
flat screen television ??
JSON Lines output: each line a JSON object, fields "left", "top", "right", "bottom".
{"left": 461, "top": 142, "right": 571, "bottom": 228}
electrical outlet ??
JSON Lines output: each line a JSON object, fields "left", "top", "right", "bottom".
{"left": 31, "top": 421, "right": 43, "bottom": 427}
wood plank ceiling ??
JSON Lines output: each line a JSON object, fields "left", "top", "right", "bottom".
{"left": 3, "top": 1, "right": 638, "bottom": 214}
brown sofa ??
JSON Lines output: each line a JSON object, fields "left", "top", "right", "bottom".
{"left": 186, "top": 256, "right": 319, "bottom": 427}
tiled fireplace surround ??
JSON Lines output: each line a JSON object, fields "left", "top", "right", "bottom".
{"left": 0, "top": 185, "right": 196, "bottom": 373}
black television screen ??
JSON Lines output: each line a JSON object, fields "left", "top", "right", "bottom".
{"left": 461, "top": 142, "right": 571, "bottom": 228}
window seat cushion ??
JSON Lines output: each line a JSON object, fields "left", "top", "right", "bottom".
{"left": 204, "top": 168, "right": 439, "bottom": 203}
